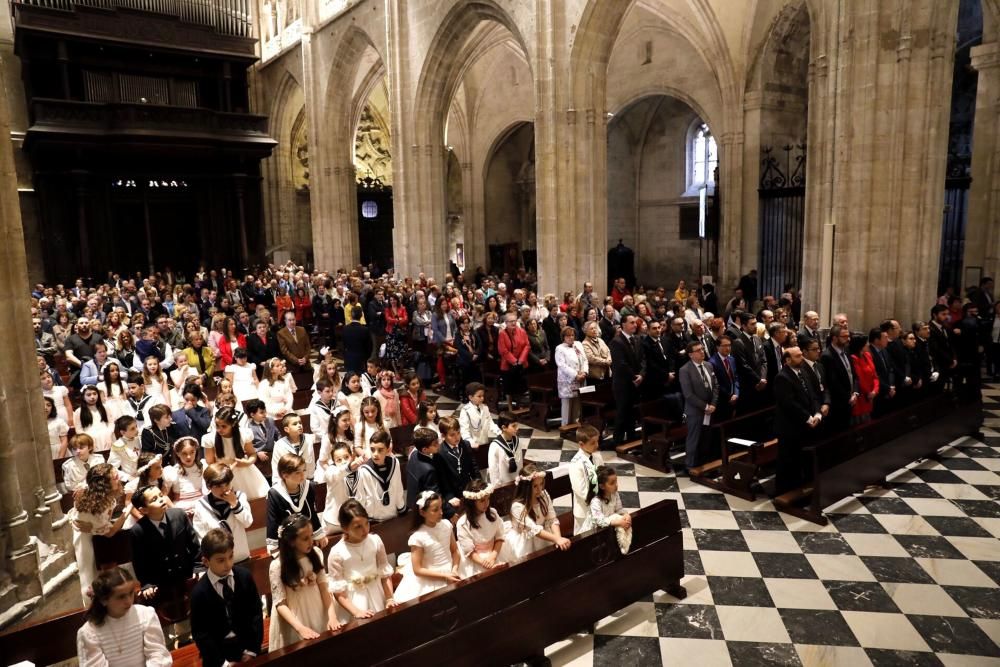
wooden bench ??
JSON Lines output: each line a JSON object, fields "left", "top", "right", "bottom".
{"left": 690, "top": 407, "right": 776, "bottom": 501}
{"left": 522, "top": 369, "right": 558, "bottom": 431}
{"left": 243, "top": 498, "right": 684, "bottom": 666}
{"left": 774, "top": 391, "right": 982, "bottom": 525}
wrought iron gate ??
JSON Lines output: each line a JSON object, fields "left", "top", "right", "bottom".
{"left": 758, "top": 145, "right": 806, "bottom": 300}
{"left": 937, "top": 176, "right": 970, "bottom": 296}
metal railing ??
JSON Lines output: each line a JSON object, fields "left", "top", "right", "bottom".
{"left": 13, "top": 0, "right": 252, "bottom": 37}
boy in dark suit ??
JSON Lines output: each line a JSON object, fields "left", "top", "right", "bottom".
{"left": 129, "top": 485, "right": 201, "bottom": 605}
{"left": 191, "top": 529, "right": 263, "bottom": 667}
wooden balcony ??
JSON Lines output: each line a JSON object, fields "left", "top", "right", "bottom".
{"left": 12, "top": 0, "right": 256, "bottom": 59}
{"left": 26, "top": 98, "right": 277, "bottom": 155}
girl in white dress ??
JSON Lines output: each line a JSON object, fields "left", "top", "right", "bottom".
{"left": 415, "top": 401, "right": 441, "bottom": 440}
{"left": 108, "top": 416, "right": 141, "bottom": 483}
{"left": 226, "top": 347, "right": 260, "bottom": 404}
{"left": 141, "top": 355, "right": 169, "bottom": 404}
{"left": 456, "top": 479, "right": 507, "bottom": 577}
{"left": 268, "top": 515, "right": 340, "bottom": 651}
{"left": 502, "top": 464, "right": 571, "bottom": 562}
{"left": 74, "top": 385, "right": 114, "bottom": 451}
{"left": 100, "top": 360, "right": 129, "bottom": 419}
{"left": 582, "top": 465, "right": 633, "bottom": 553}
{"left": 318, "top": 406, "right": 357, "bottom": 475}
{"left": 45, "top": 396, "right": 68, "bottom": 459}
{"left": 374, "top": 370, "right": 402, "bottom": 430}
{"left": 202, "top": 407, "right": 270, "bottom": 500}
{"left": 260, "top": 358, "right": 296, "bottom": 419}
{"left": 327, "top": 500, "right": 396, "bottom": 623}
{"left": 69, "top": 463, "right": 130, "bottom": 601}
{"left": 354, "top": 396, "right": 386, "bottom": 459}
{"left": 337, "top": 372, "right": 365, "bottom": 425}
{"left": 76, "top": 567, "right": 171, "bottom": 667}
{"left": 169, "top": 351, "right": 200, "bottom": 408}
{"left": 41, "top": 370, "right": 74, "bottom": 429}
{"left": 165, "top": 436, "right": 205, "bottom": 512}
{"left": 394, "top": 491, "right": 462, "bottom": 603}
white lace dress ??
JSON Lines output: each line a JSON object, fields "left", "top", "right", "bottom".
{"left": 327, "top": 534, "right": 393, "bottom": 623}
{"left": 394, "top": 520, "right": 456, "bottom": 603}
{"left": 501, "top": 491, "right": 558, "bottom": 562}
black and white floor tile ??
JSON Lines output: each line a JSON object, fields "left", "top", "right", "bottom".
{"left": 436, "top": 387, "right": 1000, "bottom": 667}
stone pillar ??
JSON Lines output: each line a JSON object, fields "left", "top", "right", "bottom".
{"left": 302, "top": 29, "right": 358, "bottom": 272}
{"left": 534, "top": 0, "right": 607, "bottom": 298}
{"left": 964, "top": 41, "right": 1000, "bottom": 282}
{"left": 804, "top": 1, "right": 957, "bottom": 328}
{"left": 462, "top": 160, "right": 483, "bottom": 272}
{"left": 0, "top": 49, "right": 74, "bottom": 624}
{"left": 717, "top": 131, "right": 745, "bottom": 291}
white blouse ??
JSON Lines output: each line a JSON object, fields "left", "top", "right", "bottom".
{"left": 76, "top": 603, "right": 172, "bottom": 667}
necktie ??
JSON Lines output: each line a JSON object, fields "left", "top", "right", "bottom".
{"left": 796, "top": 369, "right": 810, "bottom": 395}
{"left": 724, "top": 356, "right": 733, "bottom": 383}
{"left": 83, "top": 461, "right": 91, "bottom": 471}
{"left": 220, "top": 575, "right": 234, "bottom": 624}
{"left": 698, "top": 363, "right": 711, "bottom": 388}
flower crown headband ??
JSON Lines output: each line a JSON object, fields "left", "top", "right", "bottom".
{"left": 462, "top": 483, "right": 496, "bottom": 501}
{"left": 137, "top": 454, "right": 162, "bottom": 475}
{"left": 415, "top": 490, "right": 437, "bottom": 509}
{"left": 517, "top": 470, "right": 546, "bottom": 483}
{"left": 277, "top": 513, "right": 304, "bottom": 539}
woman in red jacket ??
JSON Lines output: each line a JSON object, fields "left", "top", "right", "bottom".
{"left": 216, "top": 316, "right": 247, "bottom": 372}
{"left": 498, "top": 312, "right": 530, "bottom": 411}
{"left": 849, "top": 334, "right": 879, "bottom": 424}
{"left": 383, "top": 293, "right": 410, "bottom": 373}
{"left": 293, "top": 287, "right": 313, "bottom": 327}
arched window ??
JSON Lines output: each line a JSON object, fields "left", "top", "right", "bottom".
{"left": 686, "top": 121, "right": 717, "bottom": 195}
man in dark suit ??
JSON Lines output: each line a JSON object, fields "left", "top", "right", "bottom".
{"left": 800, "top": 338, "right": 831, "bottom": 420}
{"left": 820, "top": 324, "right": 859, "bottom": 433}
{"left": 341, "top": 306, "right": 374, "bottom": 374}
{"left": 610, "top": 314, "right": 646, "bottom": 446}
{"left": 679, "top": 341, "right": 718, "bottom": 471}
{"left": 709, "top": 334, "right": 740, "bottom": 422}
{"left": 797, "top": 311, "right": 820, "bottom": 347}
{"left": 599, "top": 304, "right": 618, "bottom": 344}
{"left": 691, "top": 319, "right": 715, "bottom": 359}
{"left": 729, "top": 311, "right": 767, "bottom": 411}
{"left": 664, "top": 317, "right": 691, "bottom": 373}
{"left": 641, "top": 319, "right": 672, "bottom": 399}
{"left": 366, "top": 288, "right": 388, "bottom": 352}
{"left": 868, "top": 327, "right": 896, "bottom": 416}
{"left": 191, "top": 529, "right": 263, "bottom": 667}
{"left": 927, "top": 304, "right": 957, "bottom": 383}
{"left": 129, "top": 485, "right": 201, "bottom": 606}
{"left": 763, "top": 322, "right": 788, "bottom": 393}
{"left": 773, "top": 346, "right": 822, "bottom": 494}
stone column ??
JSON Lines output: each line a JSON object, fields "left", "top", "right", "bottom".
{"left": 805, "top": 1, "right": 957, "bottom": 328}
{"left": 1, "top": 49, "right": 73, "bottom": 618}
{"left": 717, "top": 131, "right": 745, "bottom": 291}
{"left": 964, "top": 41, "right": 1000, "bottom": 282}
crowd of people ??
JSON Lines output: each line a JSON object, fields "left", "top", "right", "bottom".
{"left": 25, "top": 263, "right": 995, "bottom": 665}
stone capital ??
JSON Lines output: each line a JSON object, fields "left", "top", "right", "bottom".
{"left": 971, "top": 42, "right": 1000, "bottom": 72}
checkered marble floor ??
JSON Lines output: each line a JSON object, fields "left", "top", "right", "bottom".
{"left": 435, "top": 387, "right": 1000, "bottom": 667}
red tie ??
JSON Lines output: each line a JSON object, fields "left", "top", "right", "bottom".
{"left": 724, "top": 357, "right": 733, "bottom": 383}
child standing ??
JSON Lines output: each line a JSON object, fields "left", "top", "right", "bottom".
{"left": 62, "top": 434, "right": 106, "bottom": 492}
{"left": 458, "top": 382, "right": 500, "bottom": 447}
{"left": 190, "top": 529, "right": 263, "bottom": 667}
{"left": 318, "top": 405, "right": 355, "bottom": 473}
{"left": 272, "top": 413, "right": 317, "bottom": 484}
{"left": 360, "top": 359, "right": 379, "bottom": 396}
{"left": 124, "top": 371, "right": 154, "bottom": 431}
{"left": 45, "top": 395, "right": 69, "bottom": 459}
{"left": 268, "top": 515, "right": 340, "bottom": 650}
{"left": 309, "top": 380, "right": 336, "bottom": 439}
{"left": 140, "top": 404, "right": 178, "bottom": 465}
{"left": 70, "top": 463, "right": 130, "bottom": 600}
{"left": 75, "top": 384, "right": 114, "bottom": 451}
{"left": 487, "top": 415, "right": 523, "bottom": 485}
{"left": 337, "top": 372, "right": 365, "bottom": 424}
{"left": 503, "top": 463, "right": 570, "bottom": 561}
{"left": 76, "top": 567, "right": 172, "bottom": 667}
{"left": 399, "top": 371, "right": 425, "bottom": 426}
{"left": 100, "top": 360, "right": 128, "bottom": 418}
{"left": 108, "top": 415, "right": 141, "bottom": 483}
{"left": 193, "top": 463, "right": 253, "bottom": 564}
{"left": 405, "top": 428, "right": 447, "bottom": 514}
{"left": 165, "top": 436, "right": 205, "bottom": 511}
{"left": 260, "top": 358, "right": 296, "bottom": 419}
{"left": 569, "top": 424, "right": 604, "bottom": 534}
{"left": 394, "top": 491, "right": 461, "bottom": 603}
{"left": 434, "top": 416, "right": 480, "bottom": 513}
{"left": 226, "top": 347, "right": 260, "bottom": 404}
{"left": 355, "top": 430, "right": 406, "bottom": 521}
{"left": 246, "top": 398, "right": 279, "bottom": 464}
{"left": 203, "top": 407, "right": 270, "bottom": 500}
{"left": 415, "top": 401, "right": 441, "bottom": 439}
{"left": 374, "top": 370, "right": 402, "bottom": 429}
{"left": 128, "top": 484, "right": 201, "bottom": 605}
{"left": 354, "top": 396, "right": 386, "bottom": 458}
{"left": 266, "top": 453, "right": 326, "bottom": 555}
{"left": 456, "top": 479, "right": 507, "bottom": 577}
{"left": 321, "top": 442, "right": 361, "bottom": 535}
{"left": 327, "top": 500, "right": 396, "bottom": 624}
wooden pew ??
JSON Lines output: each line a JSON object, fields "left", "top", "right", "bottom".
{"left": 0, "top": 605, "right": 88, "bottom": 667}
{"left": 243, "top": 498, "right": 684, "bottom": 666}
{"left": 523, "top": 369, "right": 558, "bottom": 431}
{"left": 774, "top": 392, "right": 982, "bottom": 525}
{"left": 689, "top": 407, "right": 777, "bottom": 501}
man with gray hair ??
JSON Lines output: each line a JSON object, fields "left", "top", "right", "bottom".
{"left": 798, "top": 310, "right": 820, "bottom": 346}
